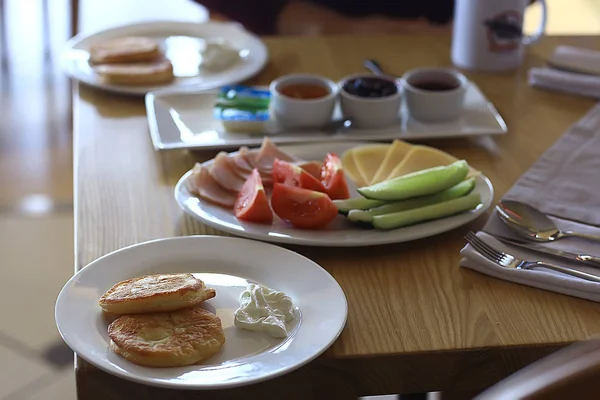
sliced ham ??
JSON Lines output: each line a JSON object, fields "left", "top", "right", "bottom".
{"left": 254, "top": 137, "right": 298, "bottom": 173}
{"left": 188, "top": 164, "right": 237, "bottom": 209}
{"left": 240, "top": 145, "right": 273, "bottom": 181}
{"left": 240, "top": 146, "right": 258, "bottom": 168}
{"left": 231, "top": 148, "right": 254, "bottom": 173}
{"left": 209, "top": 152, "right": 247, "bottom": 192}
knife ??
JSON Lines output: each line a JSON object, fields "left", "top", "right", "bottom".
{"left": 490, "top": 235, "right": 600, "bottom": 268}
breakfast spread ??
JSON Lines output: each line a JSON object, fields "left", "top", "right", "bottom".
{"left": 89, "top": 36, "right": 175, "bottom": 85}
{"left": 89, "top": 36, "right": 160, "bottom": 64}
{"left": 186, "top": 136, "right": 484, "bottom": 231}
{"left": 402, "top": 68, "right": 468, "bottom": 122}
{"left": 213, "top": 86, "right": 271, "bottom": 133}
{"left": 234, "top": 284, "right": 295, "bottom": 338}
{"left": 210, "top": 67, "right": 472, "bottom": 135}
{"left": 342, "top": 76, "right": 399, "bottom": 98}
{"left": 344, "top": 144, "right": 391, "bottom": 187}
{"left": 335, "top": 140, "right": 482, "bottom": 230}
{"left": 188, "top": 137, "right": 350, "bottom": 229}
{"left": 278, "top": 83, "right": 331, "bottom": 100}
{"left": 98, "top": 273, "right": 216, "bottom": 314}
{"left": 199, "top": 39, "right": 240, "bottom": 71}
{"left": 270, "top": 74, "right": 338, "bottom": 129}
{"left": 338, "top": 165, "right": 481, "bottom": 230}
{"left": 108, "top": 307, "right": 225, "bottom": 368}
{"left": 187, "top": 137, "right": 296, "bottom": 203}
{"left": 93, "top": 58, "right": 174, "bottom": 85}
{"left": 98, "top": 273, "right": 223, "bottom": 367}
{"left": 370, "top": 140, "right": 413, "bottom": 184}
{"left": 342, "top": 139, "right": 480, "bottom": 187}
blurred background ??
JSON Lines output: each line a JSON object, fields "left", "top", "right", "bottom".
{"left": 0, "top": 0, "right": 598, "bottom": 398}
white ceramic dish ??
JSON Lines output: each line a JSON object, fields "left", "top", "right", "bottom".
{"left": 338, "top": 74, "right": 402, "bottom": 129}
{"left": 146, "top": 82, "right": 507, "bottom": 150}
{"left": 61, "top": 21, "right": 268, "bottom": 96}
{"left": 270, "top": 74, "right": 339, "bottom": 129}
{"left": 402, "top": 68, "right": 468, "bottom": 122}
{"left": 174, "top": 142, "right": 494, "bottom": 247}
{"left": 55, "top": 236, "right": 347, "bottom": 389}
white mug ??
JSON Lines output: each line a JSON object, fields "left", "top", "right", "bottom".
{"left": 451, "top": 0, "right": 547, "bottom": 72}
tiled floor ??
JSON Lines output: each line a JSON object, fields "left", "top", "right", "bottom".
{"left": 0, "top": 0, "right": 598, "bottom": 399}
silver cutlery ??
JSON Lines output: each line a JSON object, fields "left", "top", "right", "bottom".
{"left": 496, "top": 200, "right": 600, "bottom": 243}
{"left": 489, "top": 234, "right": 600, "bottom": 267}
{"left": 363, "top": 59, "right": 386, "bottom": 75}
{"left": 465, "top": 232, "right": 600, "bottom": 283}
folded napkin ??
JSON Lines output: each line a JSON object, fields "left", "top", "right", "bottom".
{"left": 460, "top": 216, "right": 600, "bottom": 302}
{"left": 548, "top": 45, "right": 600, "bottom": 76}
{"left": 460, "top": 104, "right": 600, "bottom": 301}
{"left": 529, "top": 67, "right": 600, "bottom": 99}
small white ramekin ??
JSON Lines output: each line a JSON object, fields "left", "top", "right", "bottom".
{"left": 338, "top": 74, "right": 402, "bottom": 129}
{"left": 401, "top": 68, "right": 468, "bottom": 123}
{"left": 269, "top": 74, "right": 339, "bottom": 129}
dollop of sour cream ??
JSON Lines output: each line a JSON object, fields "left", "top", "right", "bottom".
{"left": 234, "top": 284, "right": 295, "bottom": 338}
{"left": 200, "top": 40, "right": 240, "bottom": 71}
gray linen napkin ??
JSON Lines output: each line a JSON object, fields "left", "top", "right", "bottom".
{"left": 503, "top": 103, "right": 600, "bottom": 227}
{"left": 529, "top": 68, "right": 600, "bottom": 99}
{"left": 460, "top": 104, "right": 600, "bottom": 301}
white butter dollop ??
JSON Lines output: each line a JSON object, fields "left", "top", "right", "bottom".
{"left": 200, "top": 40, "right": 240, "bottom": 71}
{"left": 234, "top": 284, "right": 295, "bottom": 338}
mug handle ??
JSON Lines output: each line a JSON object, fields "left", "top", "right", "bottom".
{"left": 523, "top": 0, "right": 547, "bottom": 45}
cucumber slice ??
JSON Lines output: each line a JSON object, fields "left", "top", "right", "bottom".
{"left": 333, "top": 198, "right": 386, "bottom": 215}
{"left": 357, "top": 160, "right": 469, "bottom": 201}
{"left": 348, "top": 177, "right": 476, "bottom": 223}
{"left": 372, "top": 191, "right": 482, "bottom": 230}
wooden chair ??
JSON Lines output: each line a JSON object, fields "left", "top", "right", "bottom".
{"left": 475, "top": 337, "right": 600, "bottom": 399}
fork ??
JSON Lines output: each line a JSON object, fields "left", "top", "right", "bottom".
{"left": 465, "top": 232, "right": 600, "bottom": 283}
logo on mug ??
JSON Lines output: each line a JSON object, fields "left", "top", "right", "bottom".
{"left": 483, "top": 11, "right": 523, "bottom": 53}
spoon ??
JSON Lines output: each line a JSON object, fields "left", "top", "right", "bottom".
{"left": 363, "top": 59, "right": 386, "bottom": 75}
{"left": 496, "top": 200, "right": 600, "bottom": 243}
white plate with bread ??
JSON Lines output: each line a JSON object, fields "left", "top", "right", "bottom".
{"left": 55, "top": 236, "right": 347, "bottom": 389}
{"left": 61, "top": 21, "right": 268, "bottom": 95}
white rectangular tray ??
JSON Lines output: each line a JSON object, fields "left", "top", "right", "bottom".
{"left": 145, "top": 83, "right": 507, "bottom": 150}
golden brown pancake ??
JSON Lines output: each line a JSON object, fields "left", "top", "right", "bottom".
{"left": 108, "top": 308, "right": 225, "bottom": 367}
{"left": 98, "top": 273, "right": 216, "bottom": 314}
{"left": 89, "top": 36, "right": 160, "bottom": 64}
{"left": 93, "top": 58, "right": 175, "bottom": 85}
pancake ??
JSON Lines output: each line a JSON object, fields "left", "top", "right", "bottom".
{"left": 108, "top": 307, "right": 225, "bottom": 367}
{"left": 98, "top": 273, "right": 216, "bottom": 314}
{"left": 89, "top": 36, "right": 160, "bottom": 64}
{"left": 93, "top": 58, "right": 174, "bottom": 85}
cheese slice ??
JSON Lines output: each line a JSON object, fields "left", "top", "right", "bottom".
{"left": 370, "top": 140, "right": 413, "bottom": 184}
{"left": 386, "top": 145, "right": 459, "bottom": 180}
{"left": 341, "top": 150, "right": 368, "bottom": 187}
{"left": 352, "top": 144, "right": 390, "bottom": 187}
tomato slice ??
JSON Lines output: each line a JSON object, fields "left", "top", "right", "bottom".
{"left": 272, "top": 159, "right": 327, "bottom": 193}
{"left": 296, "top": 161, "right": 322, "bottom": 179}
{"left": 270, "top": 183, "right": 338, "bottom": 229}
{"left": 234, "top": 169, "right": 273, "bottom": 224}
{"left": 321, "top": 153, "right": 350, "bottom": 200}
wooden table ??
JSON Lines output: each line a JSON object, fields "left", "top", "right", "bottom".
{"left": 74, "top": 35, "right": 600, "bottom": 399}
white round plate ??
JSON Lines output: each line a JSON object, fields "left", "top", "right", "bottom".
{"left": 175, "top": 142, "right": 494, "bottom": 247}
{"left": 61, "top": 21, "right": 268, "bottom": 95}
{"left": 55, "top": 236, "right": 347, "bottom": 389}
